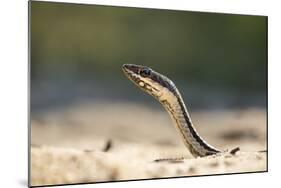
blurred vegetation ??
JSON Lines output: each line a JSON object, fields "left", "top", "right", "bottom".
{"left": 30, "top": 1, "right": 267, "bottom": 110}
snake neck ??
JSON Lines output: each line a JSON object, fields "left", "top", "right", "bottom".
{"left": 160, "top": 90, "right": 221, "bottom": 157}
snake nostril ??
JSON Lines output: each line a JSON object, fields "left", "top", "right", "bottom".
{"left": 122, "top": 64, "right": 129, "bottom": 70}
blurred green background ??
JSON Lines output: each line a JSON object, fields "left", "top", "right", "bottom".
{"left": 30, "top": 1, "right": 267, "bottom": 112}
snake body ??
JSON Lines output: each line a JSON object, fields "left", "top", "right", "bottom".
{"left": 122, "top": 64, "right": 221, "bottom": 157}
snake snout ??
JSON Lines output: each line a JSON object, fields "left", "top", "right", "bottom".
{"left": 122, "top": 64, "right": 143, "bottom": 74}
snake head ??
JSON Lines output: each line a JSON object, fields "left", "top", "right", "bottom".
{"left": 122, "top": 64, "right": 177, "bottom": 100}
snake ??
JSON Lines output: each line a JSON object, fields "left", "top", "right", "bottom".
{"left": 122, "top": 64, "right": 221, "bottom": 157}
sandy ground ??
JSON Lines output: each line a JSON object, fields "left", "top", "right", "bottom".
{"left": 30, "top": 102, "right": 267, "bottom": 186}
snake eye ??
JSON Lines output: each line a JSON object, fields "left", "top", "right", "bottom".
{"left": 139, "top": 68, "right": 151, "bottom": 77}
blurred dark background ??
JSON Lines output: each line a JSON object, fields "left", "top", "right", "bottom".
{"left": 30, "top": 1, "right": 267, "bottom": 112}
